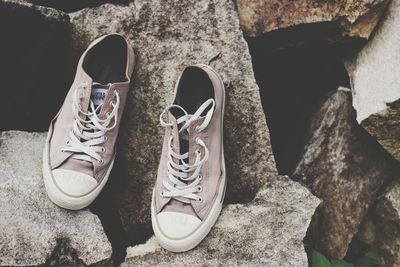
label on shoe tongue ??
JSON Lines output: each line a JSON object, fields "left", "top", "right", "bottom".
{"left": 91, "top": 83, "right": 109, "bottom": 108}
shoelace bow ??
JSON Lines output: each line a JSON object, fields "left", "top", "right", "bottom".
{"left": 61, "top": 82, "right": 120, "bottom": 164}
{"left": 159, "top": 99, "right": 215, "bottom": 203}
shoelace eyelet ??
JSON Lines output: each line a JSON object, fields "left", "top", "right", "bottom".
{"left": 66, "top": 140, "right": 71, "bottom": 145}
{"left": 195, "top": 148, "right": 201, "bottom": 155}
{"left": 100, "top": 147, "right": 106, "bottom": 153}
{"left": 197, "top": 186, "right": 203, "bottom": 192}
{"left": 160, "top": 191, "right": 165, "bottom": 197}
{"left": 99, "top": 158, "right": 104, "bottom": 164}
{"left": 198, "top": 197, "right": 203, "bottom": 202}
{"left": 104, "top": 136, "right": 108, "bottom": 142}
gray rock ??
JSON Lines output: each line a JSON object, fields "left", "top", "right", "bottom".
{"left": 122, "top": 176, "right": 319, "bottom": 267}
{"left": 344, "top": 0, "right": 400, "bottom": 162}
{"left": 0, "top": 131, "right": 112, "bottom": 266}
{"left": 237, "top": 0, "right": 390, "bottom": 41}
{"left": 0, "top": 0, "right": 74, "bottom": 131}
{"left": 357, "top": 180, "right": 400, "bottom": 267}
{"left": 292, "top": 88, "right": 400, "bottom": 259}
{"left": 69, "top": 0, "right": 277, "bottom": 241}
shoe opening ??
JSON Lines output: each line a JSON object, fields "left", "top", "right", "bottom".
{"left": 83, "top": 35, "right": 128, "bottom": 84}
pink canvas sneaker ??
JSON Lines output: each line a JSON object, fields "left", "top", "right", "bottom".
{"left": 43, "top": 34, "right": 134, "bottom": 210}
{"left": 151, "top": 64, "right": 226, "bottom": 252}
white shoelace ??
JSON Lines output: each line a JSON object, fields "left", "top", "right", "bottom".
{"left": 159, "top": 99, "right": 215, "bottom": 203}
{"left": 61, "top": 82, "right": 120, "bottom": 164}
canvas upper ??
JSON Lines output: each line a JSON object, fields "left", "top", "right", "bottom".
{"left": 47, "top": 34, "right": 134, "bottom": 197}
{"left": 154, "top": 64, "right": 225, "bottom": 224}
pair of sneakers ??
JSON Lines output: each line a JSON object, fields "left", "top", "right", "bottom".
{"left": 42, "top": 34, "right": 226, "bottom": 252}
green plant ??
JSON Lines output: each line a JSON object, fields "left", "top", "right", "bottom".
{"left": 312, "top": 250, "right": 380, "bottom": 267}
{"left": 355, "top": 252, "right": 380, "bottom": 267}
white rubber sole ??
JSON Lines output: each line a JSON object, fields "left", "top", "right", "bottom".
{"left": 42, "top": 127, "right": 113, "bottom": 210}
{"left": 151, "top": 64, "right": 227, "bottom": 252}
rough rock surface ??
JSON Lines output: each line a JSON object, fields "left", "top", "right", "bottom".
{"left": 344, "top": 0, "right": 400, "bottom": 162}
{"left": 357, "top": 180, "right": 400, "bottom": 267}
{"left": 0, "top": 131, "right": 112, "bottom": 266}
{"left": 292, "top": 88, "right": 400, "bottom": 259}
{"left": 0, "top": 0, "right": 74, "bottom": 131}
{"left": 69, "top": 0, "right": 277, "bottom": 241}
{"left": 237, "top": 0, "right": 390, "bottom": 39}
{"left": 122, "top": 176, "right": 319, "bottom": 267}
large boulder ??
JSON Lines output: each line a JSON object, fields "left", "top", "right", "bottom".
{"left": 344, "top": 0, "right": 400, "bottom": 162}
{"left": 237, "top": 0, "right": 390, "bottom": 48}
{"left": 0, "top": 0, "right": 74, "bottom": 131}
{"left": 69, "top": 0, "right": 277, "bottom": 242}
{"left": 292, "top": 88, "right": 400, "bottom": 259}
{"left": 0, "top": 131, "right": 112, "bottom": 266}
{"left": 122, "top": 176, "right": 319, "bottom": 267}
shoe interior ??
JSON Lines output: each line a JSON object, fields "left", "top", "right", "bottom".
{"left": 83, "top": 35, "right": 127, "bottom": 84}
{"left": 173, "top": 66, "right": 215, "bottom": 116}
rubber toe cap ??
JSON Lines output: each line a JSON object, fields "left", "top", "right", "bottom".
{"left": 52, "top": 169, "right": 98, "bottom": 197}
{"left": 156, "top": 211, "right": 202, "bottom": 239}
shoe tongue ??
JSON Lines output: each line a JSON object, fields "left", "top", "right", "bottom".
{"left": 165, "top": 112, "right": 200, "bottom": 216}
{"left": 177, "top": 115, "right": 191, "bottom": 159}
{"left": 91, "top": 82, "right": 109, "bottom": 110}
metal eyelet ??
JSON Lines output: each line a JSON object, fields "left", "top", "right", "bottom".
{"left": 160, "top": 191, "right": 164, "bottom": 197}
{"left": 197, "top": 186, "right": 203, "bottom": 192}
{"left": 198, "top": 197, "right": 203, "bottom": 202}
{"left": 104, "top": 136, "right": 108, "bottom": 142}
{"left": 101, "top": 147, "right": 106, "bottom": 153}
{"left": 198, "top": 175, "right": 203, "bottom": 180}
{"left": 195, "top": 148, "right": 201, "bottom": 155}
{"left": 99, "top": 158, "right": 104, "bottom": 164}
{"left": 66, "top": 140, "right": 71, "bottom": 145}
